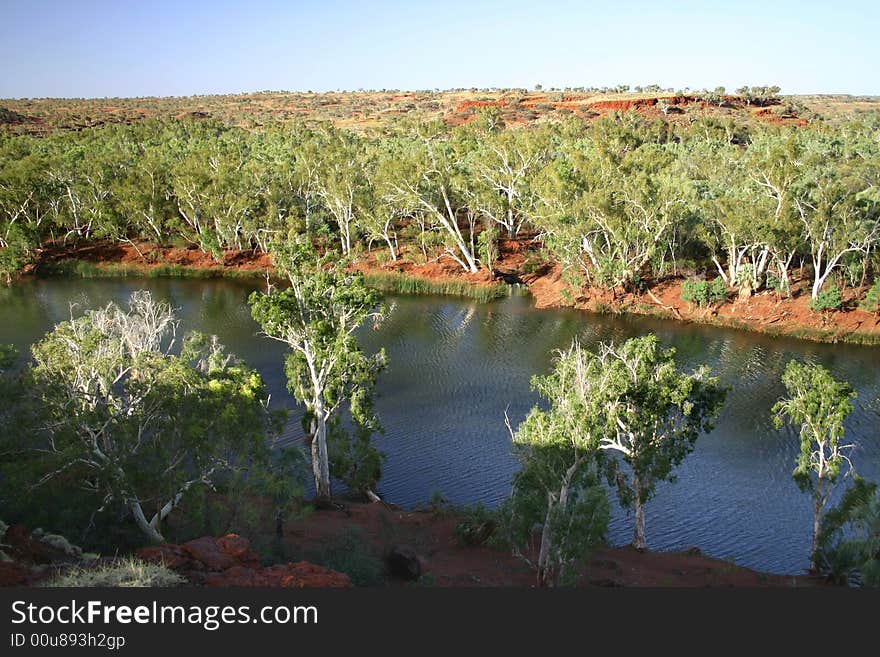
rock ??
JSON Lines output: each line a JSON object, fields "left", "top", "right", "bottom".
{"left": 0, "top": 523, "right": 97, "bottom": 586}
{"left": 31, "top": 529, "right": 84, "bottom": 561}
{"left": 3, "top": 524, "right": 51, "bottom": 563}
{"left": 138, "top": 534, "right": 352, "bottom": 588}
{"left": 3, "top": 525, "right": 89, "bottom": 565}
{"left": 0, "top": 562, "right": 30, "bottom": 587}
{"left": 137, "top": 535, "right": 261, "bottom": 572}
{"left": 215, "top": 534, "right": 261, "bottom": 568}
{"left": 386, "top": 545, "right": 422, "bottom": 581}
{"left": 181, "top": 536, "right": 243, "bottom": 571}
{"left": 136, "top": 544, "right": 199, "bottom": 571}
{"left": 589, "top": 577, "right": 624, "bottom": 587}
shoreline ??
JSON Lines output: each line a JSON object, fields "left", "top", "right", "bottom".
{"left": 20, "top": 239, "right": 880, "bottom": 346}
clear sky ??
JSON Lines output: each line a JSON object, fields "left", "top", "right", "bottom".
{"left": 1, "top": 0, "right": 877, "bottom": 98}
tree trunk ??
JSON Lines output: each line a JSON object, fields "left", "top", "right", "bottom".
{"left": 810, "top": 480, "right": 824, "bottom": 573}
{"left": 130, "top": 501, "right": 165, "bottom": 544}
{"left": 310, "top": 401, "right": 332, "bottom": 502}
{"left": 632, "top": 474, "right": 647, "bottom": 551}
{"left": 536, "top": 495, "right": 555, "bottom": 587}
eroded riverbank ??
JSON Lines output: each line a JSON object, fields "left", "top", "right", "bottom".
{"left": 24, "top": 238, "right": 880, "bottom": 345}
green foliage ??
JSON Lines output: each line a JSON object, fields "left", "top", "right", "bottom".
{"left": 773, "top": 360, "right": 857, "bottom": 569}
{"left": 860, "top": 280, "right": 880, "bottom": 314}
{"left": 0, "top": 223, "right": 36, "bottom": 284}
{"left": 1, "top": 291, "right": 283, "bottom": 545}
{"left": 709, "top": 276, "right": 728, "bottom": 302}
{"left": 452, "top": 503, "right": 500, "bottom": 547}
{"left": 249, "top": 236, "right": 386, "bottom": 499}
{"left": 773, "top": 360, "right": 855, "bottom": 493}
{"left": 0, "top": 111, "right": 878, "bottom": 306}
{"left": 815, "top": 477, "right": 880, "bottom": 587}
{"left": 37, "top": 260, "right": 265, "bottom": 280}
{"left": 0, "top": 344, "right": 21, "bottom": 435}
{"left": 327, "top": 419, "right": 385, "bottom": 499}
{"left": 681, "top": 277, "right": 727, "bottom": 306}
{"left": 310, "top": 526, "right": 384, "bottom": 587}
{"left": 477, "top": 223, "right": 500, "bottom": 269}
{"left": 503, "top": 451, "right": 610, "bottom": 586}
{"left": 504, "top": 341, "right": 622, "bottom": 585}
{"left": 588, "top": 336, "right": 726, "bottom": 549}
{"left": 809, "top": 286, "right": 843, "bottom": 312}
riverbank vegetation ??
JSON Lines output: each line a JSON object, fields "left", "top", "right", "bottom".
{"left": 2, "top": 89, "right": 879, "bottom": 342}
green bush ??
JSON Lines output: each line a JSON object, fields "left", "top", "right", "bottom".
{"left": 0, "top": 224, "right": 35, "bottom": 285}
{"left": 809, "top": 286, "right": 843, "bottom": 312}
{"left": 681, "top": 279, "right": 708, "bottom": 306}
{"left": 708, "top": 277, "right": 727, "bottom": 303}
{"left": 310, "top": 526, "right": 384, "bottom": 587}
{"left": 452, "top": 504, "right": 499, "bottom": 547}
{"left": 860, "top": 281, "right": 880, "bottom": 314}
{"left": 45, "top": 558, "right": 185, "bottom": 588}
{"left": 815, "top": 477, "right": 880, "bottom": 587}
{"left": 682, "top": 277, "right": 725, "bottom": 306}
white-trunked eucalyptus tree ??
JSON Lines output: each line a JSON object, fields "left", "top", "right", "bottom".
{"left": 504, "top": 341, "right": 611, "bottom": 587}
{"left": 24, "top": 291, "right": 280, "bottom": 544}
{"left": 772, "top": 360, "right": 857, "bottom": 572}
{"left": 386, "top": 120, "right": 480, "bottom": 273}
{"left": 249, "top": 237, "right": 387, "bottom": 503}
{"left": 591, "top": 335, "right": 726, "bottom": 550}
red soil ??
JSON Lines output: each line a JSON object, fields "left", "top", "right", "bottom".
{"left": 753, "top": 107, "right": 810, "bottom": 127}
{"left": 454, "top": 99, "right": 510, "bottom": 113}
{"left": 36, "top": 240, "right": 273, "bottom": 272}
{"left": 281, "top": 502, "right": 817, "bottom": 587}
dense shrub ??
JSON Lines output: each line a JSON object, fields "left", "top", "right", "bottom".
{"left": 815, "top": 477, "right": 880, "bottom": 587}
{"left": 452, "top": 504, "right": 499, "bottom": 547}
{"left": 681, "top": 277, "right": 727, "bottom": 306}
{"left": 309, "top": 526, "right": 384, "bottom": 586}
{"left": 809, "top": 286, "right": 843, "bottom": 312}
{"left": 860, "top": 280, "right": 880, "bottom": 314}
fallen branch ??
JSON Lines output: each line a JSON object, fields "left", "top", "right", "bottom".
{"left": 646, "top": 289, "right": 683, "bottom": 320}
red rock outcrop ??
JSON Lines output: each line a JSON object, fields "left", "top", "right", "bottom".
{"left": 136, "top": 534, "right": 352, "bottom": 588}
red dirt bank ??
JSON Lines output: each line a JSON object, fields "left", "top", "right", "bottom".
{"left": 29, "top": 238, "right": 880, "bottom": 345}
{"left": 280, "top": 502, "right": 816, "bottom": 587}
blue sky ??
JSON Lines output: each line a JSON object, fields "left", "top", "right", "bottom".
{"left": 1, "top": 0, "right": 877, "bottom": 98}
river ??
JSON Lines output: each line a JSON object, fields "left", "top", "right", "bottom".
{"left": 1, "top": 277, "right": 878, "bottom": 575}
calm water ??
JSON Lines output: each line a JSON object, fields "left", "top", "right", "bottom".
{"left": 1, "top": 278, "right": 879, "bottom": 574}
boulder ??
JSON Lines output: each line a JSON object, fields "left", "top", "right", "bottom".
{"left": 136, "top": 544, "right": 199, "bottom": 572}
{"left": 215, "top": 534, "right": 261, "bottom": 568}
{"left": 180, "top": 536, "right": 242, "bottom": 571}
{"left": 2, "top": 524, "right": 76, "bottom": 564}
{"left": 386, "top": 545, "right": 422, "bottom": 581}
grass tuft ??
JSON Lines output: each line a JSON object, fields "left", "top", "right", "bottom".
{"left": 43, "top": 557, "right": 186, "bottom": 588}
{"left": 37, "top": 260, "right": 265, "bottom": 280}
{"left": 363, "top": 272, "right": 507, "bottom": 302}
